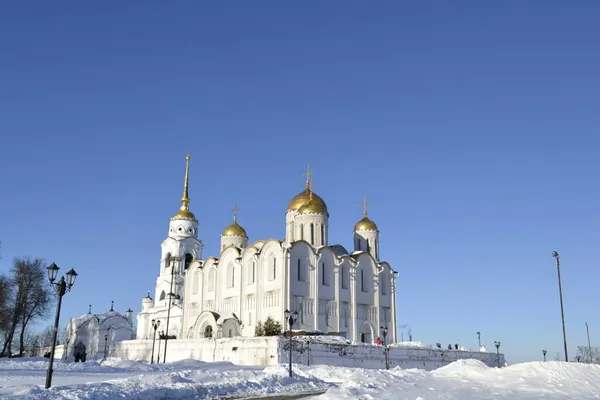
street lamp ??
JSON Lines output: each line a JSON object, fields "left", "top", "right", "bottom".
{"left": 477, "top": 332, "right": 481, "bottom": 349}
{"left": 542, "top": 349, "right": 547, "bottom": 362}
{"left": 150, "top": 319, "right": 161, "bottom": 364}
{"left": 552, "top": 251, "right": 568, "bottom": 362}
{"left": 104, "top": 334, "right": 109, "bottom": 359}
{"left": 45, "top": 262, "right": 78, "bottom": 389}
{"left": 157, "top": 330, "right": 164, "bottom": 363}
{"left": 380, "top": 326, "right": 389, "bottom": 370}
{"left": 163, "top": 255, "right": 180, "bottom": 363}
{"left": 494, "top": 341, "right": 501, "bottom": 368}
{"left": 284, "top": 309, "right": 299, "bottom": 378}
{"left": 585, "top": 322, "right": 592, "bottom": 364}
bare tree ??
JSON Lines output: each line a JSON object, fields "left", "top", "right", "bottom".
{"left": 1, "top": 257, "right": 54, "bottom": 357}
{"left": 576, "top": 346, "right": 600, "bottom": 364}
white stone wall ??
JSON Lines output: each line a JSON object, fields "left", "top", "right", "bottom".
{"left": 112, "top": 337, "right": 505, "bottom": 371}
{"left": 111, "top": 337, "right": 279, "bottom": 366}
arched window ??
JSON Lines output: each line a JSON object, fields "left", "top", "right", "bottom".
{"left": 184, "top": 253, "right": 193, "bottom": 270}
{"left": 360, "top": 270, "right": 365, "bottom": 293}
{"left": 227, "top": 263, "right": 235, "bottom": 288}
{"left": 208, "top": 268, "right": 215, "bottom": 291}
{"left": 341, "top": 266, "right": 348, "bottom": 289}
{"left": 367, "top": 239, "right": 370, "bottom": 253}
{"left": 375, "top": 239, "right": 379, "bottom": 259}
{"left": 297, "top": 259, "right": 302, "bottom": 281}
{"left": 160, "top": 290, "right": 166, "bottom": 301}
{"left": 321, "top": 224, "right": 325, "bottom": 245}
{"left": 356, "top": 238, "right": 361, "bottom": 251}
{"left": 192, "top": 270, "right": 199, "bottom": 294}
{"left": 164, "top": 252, "right": 171, "bottom": 272}
{"left": 310, "top": 223, "right": 315, "bottom": 245}
{"left": 300, "top": 224, "right": 304, "bottom": 240}
{"left": 321, "top": 263, "right": 328, "bottom": 286}
{"left": 269, "top": 257, "right": 277, "bottom": 281}
{"left": 204, "top": 325, "right": 213, "bottom": 338}
{"left": 247, "top": 262, "right": 255, "bottom": 284}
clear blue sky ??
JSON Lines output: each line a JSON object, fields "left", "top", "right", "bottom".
{"left": 1, "top": 1, "right": 598, "bottom": 364}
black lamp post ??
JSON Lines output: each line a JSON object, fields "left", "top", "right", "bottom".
{"left": 494, "top": 341, "right": 501, "bottom": 368}
{"left": 64, "top": 337, "right": 70, "bottom": 361}
{"left": 163, "top": 255, "right": 180, "bottom": 363}
{"left": 477, "top": 331, "right": 481, "bottom": 349}
{"left": 45, "top": 262, "right": 78, "bottom": 389}
{"left": 542, "top": 349, "right": 547, "bottom": 362}
{"left": 284, "top": 309, "right": 299, "bottom": 378}
{"left": 157, "top": 330, "right": 164, "bottom": 363}
{"left": 380, "top": 326, "right": 389, "bottom": 370}
{"left": 104, "top": 334, "right": 109, "bottom": 359}
{"left": 150, "top": 319, "right": 161, "bottom": 364}
{"left": 552, "top": 251, "right": 569, "bottom": 362}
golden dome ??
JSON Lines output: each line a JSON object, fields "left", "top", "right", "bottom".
{"left": 287, "top": 188, "right": 328, "bottom": 215}
{"left": 222, "top": 218, "right": 247, "bottom": 237}
{"left": 354, "top": 216, "right": 378, "bottom": 232}
{"left": 171, "top": 208, "right": 197, "bottom": 221}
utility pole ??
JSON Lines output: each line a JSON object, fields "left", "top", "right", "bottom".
{"left": 585, "top": 322, "right": 592, "bottom": 363}
{"left": 552, "top": 251, "right": 568, "bottom": 362}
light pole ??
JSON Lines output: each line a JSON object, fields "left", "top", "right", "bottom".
{"left": 104, "top": 334, "right": 109, "bottom": 359}
{"left": 163, "top": 255, "right": 180, "bottom": 363}
{"left": 284, "top": 309, "right": 299, "bottom": 378}
{"left": 542, "top": 349, "right": 547, "bottom": 361}
{"left": 63, "top": 338, "right": 70, "bottom": 361}
{"left": 585, "top": 322, "right": 592, "bottom": 363}
{"left": 477, "top": 332, "right": 481, "bottom": 349}
{"left": 150, "top": 319, "right": 160, "bottom": 364}
{"left": 45, "top": 262, "right": 78, "bottom": 389}
{"left": 157, "top": 330, "right": 164, "bottom": 363}
{"left": 552, "top": 251, "right": 569, "bottom": 362}
{"left": 494, "top": 341, "right": 501, "bottom": 368}
{"left": 380, "top": 326, "right": 389, "bottom": 370}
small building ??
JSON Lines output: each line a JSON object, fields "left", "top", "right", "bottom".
{"left": 65, "top": 305, "right": 134, "bottom": 361}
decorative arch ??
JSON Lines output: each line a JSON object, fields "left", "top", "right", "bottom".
{"left": 359, "top": 322, "right": 375, "bottom": 344}
{"left": 191, "top": 311, "right": 220, "bottom": 338}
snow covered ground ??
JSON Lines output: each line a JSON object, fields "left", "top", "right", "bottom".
{"left": 0, "top": 356, "right": 599, "bottom": 399}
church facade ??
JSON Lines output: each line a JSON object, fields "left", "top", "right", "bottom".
{"left": 136, "top": 155, "right": 398, "bottom": 345}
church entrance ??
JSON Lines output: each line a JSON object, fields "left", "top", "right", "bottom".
{"left": 204, "top": 325, "right": 213, "bottom": 338}
{"left": 359, "top": 322, "right": 374, "bottom": 344}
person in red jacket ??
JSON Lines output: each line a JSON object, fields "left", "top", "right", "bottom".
{"left": 376, "top": 337, "right": 382, "bottom": 345}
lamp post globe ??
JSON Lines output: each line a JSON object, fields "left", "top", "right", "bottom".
{"left": 47, "top": 262, "right": 59, "bottom": 282}
{"left": 494, "top": 341, "right": 501, "bottom": 368}
{"left": 66, "top": 268, "right": 78, "bottom": 288}
{"left": 542, "top": 349, "right": 547, "bottom": 361}
{"left": 284, "top": 309, "right": 290, "bottom": 320}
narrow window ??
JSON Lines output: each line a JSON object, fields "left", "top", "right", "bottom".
{"left": 357, "top": 239, "right": 361, "bottom": 251}
{"left": 227, "top": 263, "right": 235, "bottom": 288}
{"left": 321, "top": 263, "right": 325, "bottom": 285}
{"left": 361, "top": 270, "right": 365, "bottom": 292}
{"left": 375, "top": 239, "right": 379, "bottom": 259}
{"left": 300, "top": 224, "right": 304, "bottom": 240}
{"left": 208, "top": 269, "right": 215, "bottom": 291}
{"left": 164, "top": 252, "right": 171, "bottom": 272}
{"left": 321, "top": 224, "right": 325, "bottom": 245}
{"left": 341, "top": 267, "right": 348, "bottom": 289}
{"left": 310, "top": 223, "right": 314, "bottom": 245}
{"left": 367, "top": 239, "right": 370, "bottom": 253}
{"left": 193, "top": 271, "right": 199, "bottom": 294}
{"left": 160, "top": 290, "right": 166, "bottom": 301}
{"left": 297, "top": 259, "right": 301, "bottom": 281}
{"left": 184, "top": 253, "right": 193, "bottom": 270}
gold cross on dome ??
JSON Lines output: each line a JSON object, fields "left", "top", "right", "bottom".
{"left": 359, "top": 196, "right": 370, "bottom": 216}
{"left": 302, "top": 164, "right": 314, "bottom": 188}
{"left": 232, "top": 202, "right": 240, "bottom": 221}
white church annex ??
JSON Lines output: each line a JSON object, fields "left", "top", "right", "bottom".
{"left": 136, "top": 155, "right": 398, "bottom": 346}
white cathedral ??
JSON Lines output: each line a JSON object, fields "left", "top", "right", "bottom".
{"left": 136, "top": 155, "right": 398, "bottom": 345}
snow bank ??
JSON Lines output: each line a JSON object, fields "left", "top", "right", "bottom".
{"left": 1, "top": 357, "right": 599, "bottom": 399}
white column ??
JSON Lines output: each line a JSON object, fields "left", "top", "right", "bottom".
{"left": 350, "top": 263, "right": 358, "bottom": 343}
